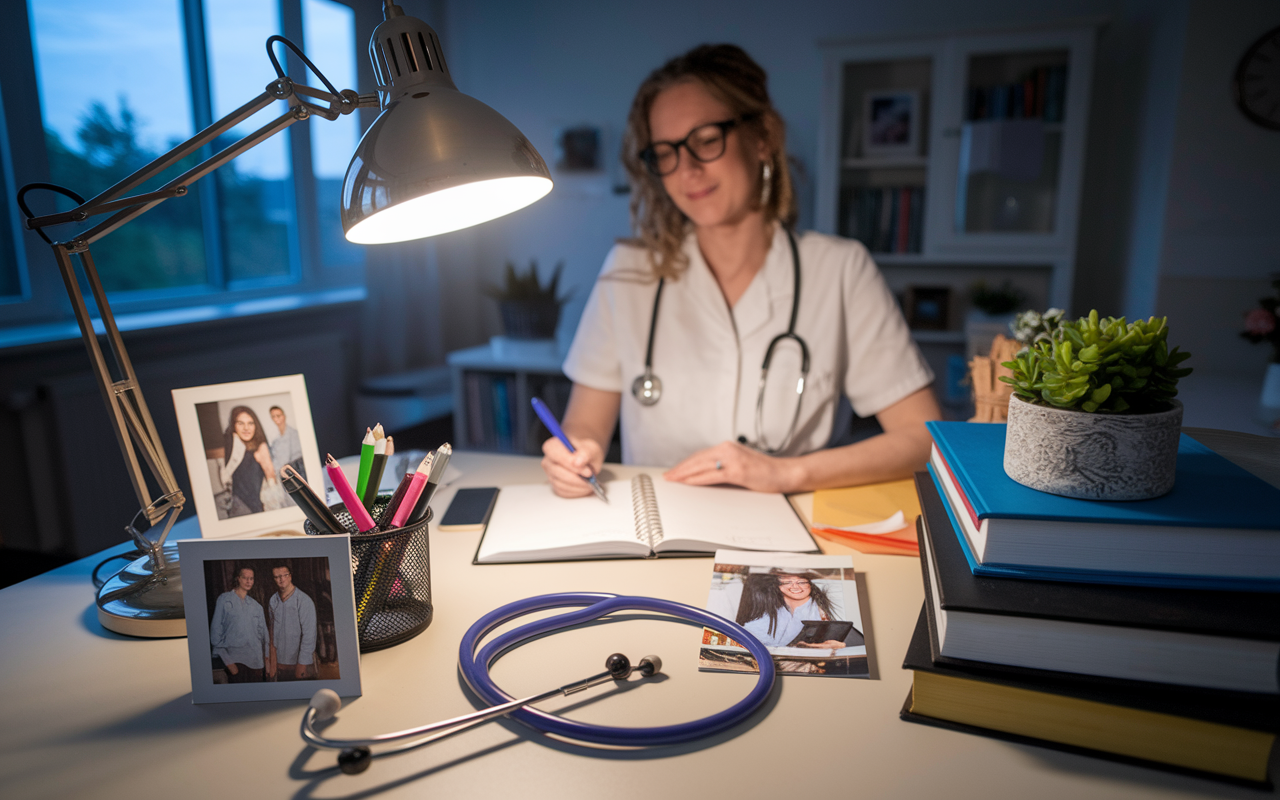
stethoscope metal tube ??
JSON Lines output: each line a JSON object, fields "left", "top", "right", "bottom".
{"left": 302, "top": 652, "right": 662, "bottom": 774}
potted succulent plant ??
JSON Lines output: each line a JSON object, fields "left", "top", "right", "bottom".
{"left": 484, "top": 260, "right": 569, "bottom": 340}
{"left": 998, "top": 311, "right": 1193, "bottom": 500}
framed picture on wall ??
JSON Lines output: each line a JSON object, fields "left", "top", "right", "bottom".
{"left": 862, "top": 90, "right": 921, "bottom": 159}
{"left": 173, "top": 375, "right": 323, "bottom": 539}
{"left": 178, "top": 535, "right": 361, "bottom": 703}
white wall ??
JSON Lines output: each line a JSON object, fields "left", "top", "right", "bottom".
{"left": 1153, "top": 0, "right": 1280, "bottom": 376}
{"left": 426, "top": 0, "right": 1120, "bottom": 356}
{"left": 367, "top": 0, "right": 1278, "bottom": 386}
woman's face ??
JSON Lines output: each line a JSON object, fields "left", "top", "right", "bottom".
{"left": 237, "top": 569, "right": 254, "bottom": 592}
{"left": 777, "top": 575, "right": 812, "bottom": 603}
{"left": 234, "top": 412, "right": 256, "bottom": 442}
{"left": 648, "top": 80, "right": 764, "bottom": 230}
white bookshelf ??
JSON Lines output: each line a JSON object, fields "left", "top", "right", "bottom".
{"left": 447, "top": 344, "right": 569, "bottom": 455}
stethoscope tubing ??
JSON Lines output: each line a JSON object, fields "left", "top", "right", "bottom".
{"left": 458, "top": 592, "right": 776, "bottom": 747}
{"left": 634, "top": 229, "right": 810, "bottom": 453}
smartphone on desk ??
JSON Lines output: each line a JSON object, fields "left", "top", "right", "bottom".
{"left": 438, "top": 487, "right": 500, "bottom": 532}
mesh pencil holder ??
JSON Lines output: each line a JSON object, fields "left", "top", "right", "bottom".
{"left": 304, "top": 497, "right": 433, "bottom": 653}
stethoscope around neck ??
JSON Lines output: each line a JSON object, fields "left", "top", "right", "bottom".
{"left": 631, "top": 228, "right": 810, "bottom": 455}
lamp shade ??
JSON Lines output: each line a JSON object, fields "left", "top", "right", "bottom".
{"left": 342, "top": 5, "right": 552, "bottom": 244}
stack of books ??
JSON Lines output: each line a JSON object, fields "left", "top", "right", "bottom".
{"left": 902, "top": 421, "right": 1280, "bottom": 788}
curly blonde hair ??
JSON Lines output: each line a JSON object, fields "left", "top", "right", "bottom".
{"left": 621, "top": 44, "right": 796, "bottom": 281}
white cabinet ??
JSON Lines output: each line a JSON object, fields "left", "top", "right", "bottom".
{"left": 816, "top": 25, "right": 1097, "bottom": 316}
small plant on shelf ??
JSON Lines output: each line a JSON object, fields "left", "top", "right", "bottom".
{"left": 484, "top": 260, "right": 570, "bottom": 340}
{"left": 1000, "top": 311, "right": 1192, "bottom": 413}
{"left": 1009, "top": 307, "right": 1066, "bottom": 346}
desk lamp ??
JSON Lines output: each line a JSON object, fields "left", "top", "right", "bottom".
{"left": 20, "top": 0, "right": 552, "bottom": 637}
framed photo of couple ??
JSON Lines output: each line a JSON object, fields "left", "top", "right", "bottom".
{"left": 172, "top": 375, "right": 324, "bottom": 539}
{"left": 178, "top": 535, "right": 362, "bottom": 703}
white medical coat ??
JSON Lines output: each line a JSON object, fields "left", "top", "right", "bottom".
{"left": 562, "top": 227, "right": 933, "bottom": 467}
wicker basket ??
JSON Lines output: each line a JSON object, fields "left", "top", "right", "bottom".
{"left": 968, "top": 334, "right": 1021, "bottom": 422}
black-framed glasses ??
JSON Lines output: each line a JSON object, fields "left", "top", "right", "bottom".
{"left": 638, "top": 115, "right": 754, "bottom": 176}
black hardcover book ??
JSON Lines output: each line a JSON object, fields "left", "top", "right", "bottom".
{"left": 903, "top": 606, "right": 1280, "bottom": 733}
{"left": 913, "top": 472, "right": 1280, "bottom": 693}
{"left": 900, "top": 608, "right": 1276, "bottom": 789}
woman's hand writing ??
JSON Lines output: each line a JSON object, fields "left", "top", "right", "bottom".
{"left": 663, "top": 440, "right": 803, "bottom": 493}
{"left": 541, "top": 435, "right": 605, "bottom": 498}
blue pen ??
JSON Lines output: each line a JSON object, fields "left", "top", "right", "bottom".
{"left": 531, "top": 397, "right": 608, "bottom": 503}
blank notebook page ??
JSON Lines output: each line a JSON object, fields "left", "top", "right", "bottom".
{"left": 476, "top": 481, "right": 649, "bottom": 561}
{"left": 651, "top": 482, "right": 812, "bottom": 552}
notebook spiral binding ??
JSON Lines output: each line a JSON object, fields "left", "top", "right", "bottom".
{"left": 631, "top": 474, "right": 663, "bottom": 549}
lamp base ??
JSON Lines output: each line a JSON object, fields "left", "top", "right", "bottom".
{"left": 96, "top": 543, "right": 187, "bottom": 638}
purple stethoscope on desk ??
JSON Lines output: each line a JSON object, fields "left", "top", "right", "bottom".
{"left": 300, "top": 592, "right": 776, "bottom": 774}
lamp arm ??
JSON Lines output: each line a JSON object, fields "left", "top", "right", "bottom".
{"left": 19, "top": 65, "right": 368, "bottom": 555}
{"left": 25, "top": 77, "right": 371, "bottom": 238}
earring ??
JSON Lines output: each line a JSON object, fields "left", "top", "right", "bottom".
{"left": 760, "top": 161, "right": 773, "bottom": 206}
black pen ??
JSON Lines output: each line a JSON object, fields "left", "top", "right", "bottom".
{"left": 361, "top": 433, "right": 389, "bottom": 512}
{"left": 407, "top": 443, "right": 451, "bottom": 525}
{"left": 281, "top": 464, "right": 347, "bottom": 534}
{"left": 376, "top": 471, "right": 415, "bottom": 530}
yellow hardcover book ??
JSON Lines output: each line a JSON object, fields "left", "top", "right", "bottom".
{"left": 910, "top": 669, "right": 1276, "bottom": 782}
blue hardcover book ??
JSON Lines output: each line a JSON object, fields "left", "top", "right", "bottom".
{"left": 925, "top": 421, "right": 1280, "bottom": 589}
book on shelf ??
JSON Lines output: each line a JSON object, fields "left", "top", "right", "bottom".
{"left": 843, "top": 186, "right": 925, "bottom": 254}
{"left": 926, "top": 420, "right": 1280, "bottom": 590}
{"left": 900, "top": 607, "right": 1277, "bottom": 787}
{"left": 474, "top": 475, "right": 818, "bottom": 564}
{"left": 914, "top": 472, "right": 1280, "bottom": 694}
{"left": 491, "top": 375, "right": 513, "bottom": 451}
{"left": 966, "top": 64, "right": 1068, "bottom": 122}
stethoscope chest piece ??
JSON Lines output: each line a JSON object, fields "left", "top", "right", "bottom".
{"left": 631, "top": 369, "right": 662, "bottom": 406}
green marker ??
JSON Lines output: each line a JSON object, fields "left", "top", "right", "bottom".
{"left": 355, "top": 426, "right": 376, "bottom": 499}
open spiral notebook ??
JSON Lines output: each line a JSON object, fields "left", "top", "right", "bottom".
{"left": 473, "top": 474, "right": 818, "bottom": 564}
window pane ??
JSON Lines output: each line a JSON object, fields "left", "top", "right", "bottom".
{"left": 29, "top": 0, "right": 208, "bottom": 293}
{"left": 957, "top": 51, "right": 1068, "bottom": 234}
{"left": 205, "top": 0, "right": 296, "bottom": 283}
{"left": 0, "top": 82, "right": 25, "bottom": 299}
{"left": 304, "top": 0, "right": 365, "bottom": 270}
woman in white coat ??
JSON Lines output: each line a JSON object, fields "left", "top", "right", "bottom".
{"left": 542, "top": 44, "right": 940, "bottom": 497}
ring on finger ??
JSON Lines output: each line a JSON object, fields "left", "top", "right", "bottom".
{"left": 715, "top": 460, "right": 723, "bottom": 470}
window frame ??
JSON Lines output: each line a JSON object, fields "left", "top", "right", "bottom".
{"left": 0, "top": 0, "right": 368, "bottom": 336}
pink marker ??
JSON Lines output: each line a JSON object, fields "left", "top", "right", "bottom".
{"left": 326, "top": 454, "right": 377, "bottom": 532}
{"left": 390, "top": 453, "right": 433, "bottom": 529}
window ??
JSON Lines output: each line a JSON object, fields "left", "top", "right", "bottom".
{"left": 6, "top": 0, "right": 364, "bottom": 329}
{"left": 0, "top": 82, "right": 27, "bottom": 301}
{"left": 303, "top": 0, "right": 363, "bottom": 270}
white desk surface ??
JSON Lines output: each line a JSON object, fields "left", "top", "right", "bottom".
{"left": 1, "top": 451, "right": 1274, "bottom": 800}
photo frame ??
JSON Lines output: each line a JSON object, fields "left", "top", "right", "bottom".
{"left": 178, "top": 535, "right": 361, "bottom": 703}
{"left": 862, "top": 89, "right": 920, "bottom": 159}
{"left": 905, "top": 285, "right": 952, "bottom": 331}
{"left": 700, "top": 550, "right": 868, "bottom": 678}
{"left": 173, "top": 375, "right": 323, "bottom": 539}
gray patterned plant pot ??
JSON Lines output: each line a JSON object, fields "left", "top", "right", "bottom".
{"left": 1003, "top": 395, "right": 1183, "bottom": 501}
